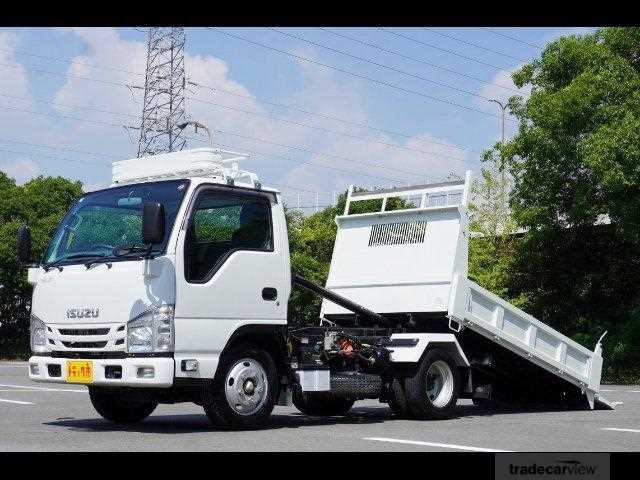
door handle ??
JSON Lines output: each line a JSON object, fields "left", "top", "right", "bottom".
{"left": 262, "top": 287, "right": 278, "bottom": 301}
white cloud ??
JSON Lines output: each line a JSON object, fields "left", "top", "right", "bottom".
{"left": 0, "top": 31, "right": 59, "bottom": 183}
{"left": 6, "top": 27, "right": 475, "bottom": 204}
{"left": 0, "top": 32, "right": 32, "bottom": 101}
{"left": 0, "top": 158, "right": 40, "bottom": 183}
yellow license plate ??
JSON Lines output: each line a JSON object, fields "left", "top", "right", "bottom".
{"left": 66, "top": 360, "right": 93, "bottom": 384}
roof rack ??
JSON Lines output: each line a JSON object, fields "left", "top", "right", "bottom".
{"left": 111, "top": 148, "right": 259, "bottom": 187}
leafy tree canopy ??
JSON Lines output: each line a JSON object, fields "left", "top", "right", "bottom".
{"left": 0, "top": 173, "right": 83, "bottom": 357}
{"left": 495, "top": 27, "right": 640, "bottom": 241}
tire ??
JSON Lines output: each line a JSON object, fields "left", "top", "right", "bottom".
{"left": 202, "top": 344, "right": 278, "bottom": 429}
{"left": 292, "top": 389, "right": 355, "bottom": 416}
{"left": 404, "top": 348, "right": 460, "bottom": 420}
{"left": 89, "top": 387, "right": 157, "bottom": 424}
{"left": 387, "top": 377, "right": 411, "bottom": 418}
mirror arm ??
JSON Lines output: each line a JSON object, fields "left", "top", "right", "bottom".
{"left": 142, "top": 243, "right": 154, "bottom": 259}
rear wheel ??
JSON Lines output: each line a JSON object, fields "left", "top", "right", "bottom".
{"left": 89, "top": 387, "right": 157, "bottom": 423}
{"left": 202, "top": 344, "right": 278, "bottom": 429}
{"left": 292, "top": 389, "right": 355, "bottom": 416}
{"left": 404, "top": 348, "right": 459, "bottom": 420}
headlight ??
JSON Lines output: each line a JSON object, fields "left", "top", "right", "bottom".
{"left": 126, "top": 305, "right": 174, "bottom": 353}
{"left": 30, "top": 315, "right": 48, "bottom": 353}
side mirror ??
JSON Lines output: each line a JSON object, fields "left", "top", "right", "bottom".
{"left": 17, "top": 224, "right": 32, "bottom": 265}
{"left": 142, "top": 201, "right": 165, "bottom": 245}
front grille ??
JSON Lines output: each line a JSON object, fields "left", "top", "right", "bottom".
{"left": 58, "top": 328, "right": 110, "bottom": 336}
{"left": 61, "top": 341, "right": 108, "bottom": 349}
{"left": 49, "top": 323, "right": 126, "bottom": 353}
{"left": 51, "top": 351, "right": 128, "bottom": 359}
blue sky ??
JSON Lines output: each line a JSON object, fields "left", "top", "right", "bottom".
{"left": 0, "top": 26, "right": 595, "bottom": 210}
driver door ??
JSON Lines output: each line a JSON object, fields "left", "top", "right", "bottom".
{"left": 173, "top": 185, "right": 288, "bottom": 378}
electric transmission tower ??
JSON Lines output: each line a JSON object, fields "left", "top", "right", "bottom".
{"left": 137, "top": 27, "right": 188, "bottom": 157}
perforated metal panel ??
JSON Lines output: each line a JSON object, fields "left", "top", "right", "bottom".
{"left": 368, "top": 221, "right": 427, "bottom": 247}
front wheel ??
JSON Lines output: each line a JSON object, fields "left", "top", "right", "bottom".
{"left": 89, "top": 387, "right": 157, "bottom": 423}
{"left": 202, "top": 344, "right": 278, "bottom": 429}
{"left": 404, "top": 348, "right": 460, "bottom": 420}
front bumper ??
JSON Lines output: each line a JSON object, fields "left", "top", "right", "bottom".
{"left": 28, "top": 355, "right": 175, "bottom": 387}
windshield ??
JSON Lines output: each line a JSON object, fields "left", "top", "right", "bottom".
{"left": 43, "top": 180, "right": 190, "bottom": 265}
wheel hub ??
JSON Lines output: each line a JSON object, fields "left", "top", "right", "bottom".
{"left": 224, "top": 359, "right": 268, "bottom": 416}
{"left": 243, "top": 379, "right": 256, "bottom": 395}
{"left": 425, "top": 360, "right": 454, "bottom": 408}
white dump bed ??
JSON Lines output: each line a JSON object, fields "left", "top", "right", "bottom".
{"left": 448, "top": 275, "right": 610, "bottom": 408}
{"left": 321, "top": 172, "right": 611, "bottom": 409}
{"left": 321, "top": 174, "right": 471, "bottom": 316}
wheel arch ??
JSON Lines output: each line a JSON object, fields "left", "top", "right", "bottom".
{"left": 221, "top": 323, "right": 289, "bottom": 375}
{"left": 388, "top": 333, "right": 470, "bottom": 367}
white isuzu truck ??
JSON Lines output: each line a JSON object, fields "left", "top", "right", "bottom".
{"left": 18, "top": 148, "right": 613, "bottom": 428}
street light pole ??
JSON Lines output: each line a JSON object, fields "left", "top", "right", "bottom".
{"left": 488, "top": 99, "right": 510, "bottom": 230}
{"left": 489, "top": 98, "right": 508, "bottom": 143}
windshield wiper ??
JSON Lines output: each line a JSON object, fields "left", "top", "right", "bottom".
{"left": 43, "top": 253, "right": 106, "bottom": 272}
{"left": 113, "top": 244, "right": 151, "bottom": 258}
{"left": 84, "top": 254, "right": 114, "bottom": 269}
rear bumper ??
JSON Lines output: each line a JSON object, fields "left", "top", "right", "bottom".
{"left": 28, "top": 355, "right": 175, "bottom": 388}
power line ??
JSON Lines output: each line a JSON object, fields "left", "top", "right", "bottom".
{"left": 421, "top": 28, "right": 530, "bottom": 63}
{"left": 0, "top": 104, "right": 411, "bottom": 185}
{"left": 268, "top": 27, "right": 492, "bottom": 101}
{"left": 0, "top": 146, "right": 111, "bottom": 167}
{"left": 206, "top": 27, "right": 506, "bottom": 121}
{"left": 0, "top": 100, "right": 417, "bottom": 182}
{"left": 188, "top": 95, "right": 469, "bottom": 163}
{"left": 0, "top": 137, "right": 119, "bottom": 159}
{"left": 480, "top": 28, "right": 544, "bottom": 50}
{"left": 318, "top": 27, "right": 520, "bottom": 94}
{"left": 0, "top": 136, "right": 375, "bottom": 197}
{"left": 0, "top": 61, "right": 132, "bottom": 89}
{"left": 1, "top": 80, "right": 455, "bottom": 181}
{"left": 0, "top": 135, "right": 335, "bottom": 197}
{"left": 378, "top": 28, "right": 510, "bottom": 71}
{"left": 0, "top": 104, "right": 129, "bottom": 129}
{"left": 0, "top": 44, "right": 485, "bottom": 154}
{"left": 190, "top": 82, "right": 481, "bottom": 155}
{"left": 4, "top": 88, "right": 464, "bottom": 173}
{"left": 213, "top": 140, "right": 433, "bottom": 186}
{"left": 0, "top": 45, "right": 475, "bottom": 181}
{"left": 0, "top": 47, "right": 144, "bottom": 77}
{"left": 285, "top": 205, "right": 333, "bottom": 210}
{"left": 210, "top": 128, "right": 427, "bottom": 180}
{"left": 0, "top": 92, "right": 139, "bottom": 121}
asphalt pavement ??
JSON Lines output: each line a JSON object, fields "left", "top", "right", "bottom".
{"left": 0, "top": 362, "right": 638, "bottom": 452}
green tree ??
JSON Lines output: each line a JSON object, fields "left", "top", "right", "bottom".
{"left": 490, "top": 27, "right": 640, "bottom": 381}
{"left": 0, "top": 174, "right": 83, "bottom": 358}
{"left": 500, "top": 27, "right": 640, "bottom": 239}
{"left": 468, "top": 161, "right": 528, "bottom": 308}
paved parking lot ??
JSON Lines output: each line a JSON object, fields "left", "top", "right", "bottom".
{"left": 0, "top": 362, "right": 638, "bottom": 452}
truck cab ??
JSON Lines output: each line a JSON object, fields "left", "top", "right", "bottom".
{"left": 26, "top": 148, "right": 291, "bottom": 426}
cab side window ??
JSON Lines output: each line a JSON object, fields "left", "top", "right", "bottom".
{"left": 185, "top": 190, "right": 272, "bottom": 283}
